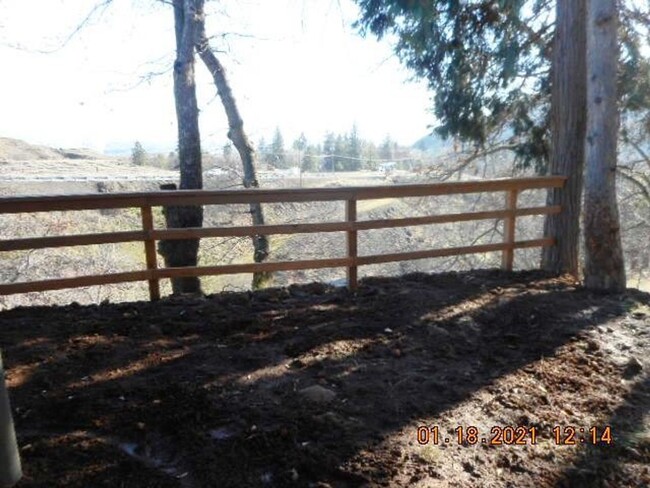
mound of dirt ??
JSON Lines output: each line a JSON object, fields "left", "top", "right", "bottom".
{"left": 1, "top": 270, "right": 649, "bottom": 487}
{"left": 0, "top": 137, "right": 106, "bottom": 161}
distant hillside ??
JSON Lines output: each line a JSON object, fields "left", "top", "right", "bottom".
{"left": 0, "top": 137, "right": 108, "bottom": 161}
{"left": 412, "top": 132, "right": 453, "bottom": 154}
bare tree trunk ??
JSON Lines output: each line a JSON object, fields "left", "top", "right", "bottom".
{"left": 583, "top": 0, "right": 626, "bottom": 291}
{"left": 541, "top": 0, "right": 587, "bottom": 277}
{"left": 194, "top": 0, "right": 270, "bottom": 289}
{"left": 158, "top": 0, "right": 204, "bottom": 295}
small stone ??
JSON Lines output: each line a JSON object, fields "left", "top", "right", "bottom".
{"left": 298, "top": 385, "right": 336, "bottom": 404}
{"left": 288, "top": 359, "right": 305, "bottom": 369}
{"left": 623, "top": 357, "right": 643, "bottom": 378}
{"left": 430, "top": 326, "right": 451, "bottom": 338}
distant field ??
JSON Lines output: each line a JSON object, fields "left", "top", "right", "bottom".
{"left": 0, "top": 159, "right": 178, "bottom": 183}
{"left": 0, "top": 138, "right": 647, "bottom": 305}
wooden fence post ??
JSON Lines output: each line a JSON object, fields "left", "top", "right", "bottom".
{"left": 141, "top": 206, "right": 161, "bottom": 301}
{"left": 501, "top": 189, "right": 519, "bottom": 271}
{"left": 346, "top": 199, "right": 358, "bottom": 290}
{"left": 0, "top": 351, "right": 21, "bottom": 488}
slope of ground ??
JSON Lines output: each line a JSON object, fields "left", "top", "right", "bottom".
{"left": 1, "top": 270, "right": 649, "bottom": 487}
{"left": 0, "top": 136, "right": 178, "bottom": 183}
{"left": 0, "top": 137, "right": 107, "bottom": 161}
{"left": 0, "top": 159, "right": 178, "bottom": 183}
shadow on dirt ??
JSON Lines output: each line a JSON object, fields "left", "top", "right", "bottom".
{"left": 556, "top": 373, "right": 650, "bottom": 488}
{"left": 0, "top": 269, "right": 645, "bottom": 487}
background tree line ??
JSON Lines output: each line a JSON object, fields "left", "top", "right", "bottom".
{"left": 256, "top": 126, "right": 414, "bottom": 171}
{"left": 135, "top": 128, "right": 422, "bottom": 173}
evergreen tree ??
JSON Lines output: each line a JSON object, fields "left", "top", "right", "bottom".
{"left": 131, "top": 141, "right": 147, "bottom": 166}
{"left": 344, "top": 124, "right": 362, "bottom": 171}
{"left": 354, "top": 0, "right": 650, "bottom": 169}
{"left": 334, "top": 135, "right": 346, "bottom": 171}
{"left": 362, "top": 140, "right": 378, "bottom": 170}
{"left": 355, "top": 0, "right": 649, "bottom": 278}
{"left": 542, "top": 0, "right": 587, "bottom": 275}
{"left": 270, "top": 127, "right": 287, "bottom": 168}
{"left": 583, "top": 0, "right": 626, "bottom": 291}
{"left": 292, "top": 133, "right": 307, "bottom": 152}
{"left": 379, "top": 135, "right": 393, "bottom": 161}
{"left": 257, "top": 137, "right": 271, "bottom": 166}
{"left": 302, "top": 144, "right": 320, "bottom": 172}
{"left": 292, "top": 132, "right": 308, "bottom": 171}
{"left": 322, "top": 132, "right": 336, "bottom": 171}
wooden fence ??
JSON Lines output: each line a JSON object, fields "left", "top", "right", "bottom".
{"left": 0, "top": 176, "right": 566, "bottom": 301}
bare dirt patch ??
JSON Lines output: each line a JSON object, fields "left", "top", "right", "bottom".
{"left": 1, "top": 270, "right": 649, "bottom": 487}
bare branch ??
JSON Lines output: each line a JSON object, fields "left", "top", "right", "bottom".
{"left": 7, "top": 0, "right": 113, "bottom": 54}
{"left": 425, "top": 143, "right": 519, "bottom": 181}
{"left": 619, "top": 166, "right": 650, "bottom": 204}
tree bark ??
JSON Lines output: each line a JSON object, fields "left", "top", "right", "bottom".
{"left": 541, "top": 0, "right": 587, "bottom": 277}
{"left": 583, "top": 0, "right": 626, "bottom": 291}
{"left": 194, "top": 0, "right": 270, "bottom": 289}
{"left": 158, "top": 0, "right": 204, "bottom": 295}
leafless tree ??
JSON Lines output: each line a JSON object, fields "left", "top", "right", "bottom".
{"left": 194, "top": 0, "right": 270, "bottom": 289}
{"left": 157, "top": 0, "right": 204, "bottom": 295}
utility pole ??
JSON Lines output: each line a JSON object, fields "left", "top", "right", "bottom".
{"left": 298, "top": 147, "right": 303, "bottom": 188}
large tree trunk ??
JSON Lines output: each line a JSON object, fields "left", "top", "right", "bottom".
{"left": 583, "top": 0, "right": 626, "bottom": 291}
{"left": 158, "top": 0, "right": 204, "bottom": 295}
{"left": 541, "top": 0, "right": 587, "bottom": 277}
{"left": 194, "top": 0, "right": 270, "bottom": 289}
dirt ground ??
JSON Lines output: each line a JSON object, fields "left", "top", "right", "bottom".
{"left": 1, "top": 270, "right": 649, "bottom": 487}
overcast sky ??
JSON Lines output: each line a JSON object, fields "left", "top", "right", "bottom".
{"left": 0, "top": 0, "right": 434, "bottom": 154}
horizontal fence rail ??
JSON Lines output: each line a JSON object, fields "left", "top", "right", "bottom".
{"left": 0, "top": 176, "right": 566, "bottom": 300}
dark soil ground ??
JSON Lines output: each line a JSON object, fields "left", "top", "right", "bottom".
{"left": 1, "top": 270, "right": 649, "bottom": 487}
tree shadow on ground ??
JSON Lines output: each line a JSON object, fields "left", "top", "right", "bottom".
{"left": 555, "top": 373, "right": 650, "bottom": 488}
{"left": 0, "top": 269, "right": 642, "bottom": 487}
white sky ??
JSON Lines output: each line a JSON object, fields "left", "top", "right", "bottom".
{"left": 0, "top": 0, "right": 434, "bottom": 154}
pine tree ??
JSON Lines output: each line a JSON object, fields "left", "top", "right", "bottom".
{"left": 322, "top": 132, "right": 336, "bottom": 171}
{"left": 346, "top": 124, "right": 362, "bottom": 171}
{"left": 292, "top": 133, "right": 307, "bottom": 152}
{"left": 379, "top": 135, "right": 393, "bottom": 161}
{"left": 270, "top": 127, "right": 287, "bottom": 168}
{"left": 334, "top": 135, "right": 346, "bottom": 171}
{"left": 131, "top": 141, "right": 147, "bottom": 166}
{"left": 362, "top": 140, "right": 378, "bottom": 170}
{"left": 302, "top": 145, "right": 320, "bottom": 172}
